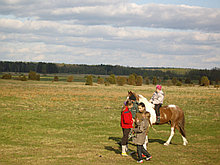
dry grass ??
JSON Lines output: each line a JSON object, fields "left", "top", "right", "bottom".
{"left": 0, "top": 79, "right": 219, "bottom": 165}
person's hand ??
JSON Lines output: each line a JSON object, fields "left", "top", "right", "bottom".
{"left": 136, "top": 118, "right": 139, "bottom": 123}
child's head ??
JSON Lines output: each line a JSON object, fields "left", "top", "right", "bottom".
{"left": 126, "top": 100, "right": 133, "bottom": 109}
{"left": 138, "top": 102, "right": 146, "bottom": 112}
{"left": 156, "top": 85, "right": 162, "bottom": 92}
{"left": 142, "top": 111, "right": 151, "bottom": 120}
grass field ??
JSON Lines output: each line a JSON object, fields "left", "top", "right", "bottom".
{"left": 0, "top": 80, "right": 219, "bottom": 165}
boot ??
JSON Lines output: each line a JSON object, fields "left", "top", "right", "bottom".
{"left": 121, "top": 145, "right": 128, "bottom": 156}
{"left": 125, "top": 144, "right": 129, "bottom": 152}
{"left": 156, "top": 116, "right": 160, "bottom": 124}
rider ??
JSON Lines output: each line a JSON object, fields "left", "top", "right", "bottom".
{"left": 149, "top": 85, "right": 164, "bottom": 124}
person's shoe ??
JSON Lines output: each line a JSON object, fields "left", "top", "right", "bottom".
{"left": 146, "top": 156, "right": 152, "bottom": 161}
{"left": 121, "top": 152, "right": 128, "bottom": 156}
{"left": 156, "top": 117, "right": 160, "bottom": 124}
{"left": 137, "top": 160, "right": 143, "bottom": 163}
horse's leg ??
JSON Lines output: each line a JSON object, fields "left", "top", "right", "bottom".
{"left": 164, "top": 126, "right": 175, "bottom": 146}
{"left": 175, "top": 125, "right": 188, "bottom": 146}
{"left": 143, "top": 135, "right": 148, "bottom": 150}
{"left": 182, "top": 136, "right": 188, "bottom": 146}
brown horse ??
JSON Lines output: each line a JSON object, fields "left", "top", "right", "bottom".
{"left": 127, "top": 91, "right": 188, "bottom": 146}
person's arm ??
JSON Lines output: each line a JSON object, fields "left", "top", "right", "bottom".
{"left": 149, "top": 92, "right": 156, "bottom": 103}
{"left": 134, "top": 121, "right": 144, "bottom": 133}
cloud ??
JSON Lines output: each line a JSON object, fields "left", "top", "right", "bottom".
{"left": 47, "top": 3, "right": 220, "bottom": 32}
{"left": 0, "top": 0, "right": 219, "bottom": 68}
{"left": 1, "top": 1, "right": 220, "bottom": 32}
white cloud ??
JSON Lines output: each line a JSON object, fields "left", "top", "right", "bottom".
{"left": 1, "top": 1, "right": 220, "bottom": 32}
{"left": 0, "top": 0, "right": 219, "bottom": 68}
{"left": 203, "top": 56, "right": 220, "bottom": 63}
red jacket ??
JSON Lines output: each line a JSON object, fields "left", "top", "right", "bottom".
{"left": 121, "top": 106, "right": 133, "bottom": 129}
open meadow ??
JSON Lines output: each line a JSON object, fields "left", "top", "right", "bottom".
{"left": 0, "top": 79, "right": 219, "bottom": 165}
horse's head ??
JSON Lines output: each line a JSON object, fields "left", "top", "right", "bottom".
{"left": 127, "top": 91, "right": 139, "bottom": 102}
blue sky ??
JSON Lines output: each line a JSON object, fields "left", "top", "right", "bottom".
{"left": 0, "top": 0, "right": 219, "bottom": 69}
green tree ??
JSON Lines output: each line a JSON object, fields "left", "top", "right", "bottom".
{"left": 201, "top": 76, "right": 210, "bottom": 86}
{"left": 97, "top": 76, "right": 104, "bottom": 84}
{"left": 28, "top": 71, "right": 37, "bottom": 80}
{"left": 67, "top": 75, "right": 74, "bottom": 82}
{"left": 106, "top": 74, "right": 116, "bottom": 84}
{"left": 128, "top": 74, "right": 136, "bottom": 85}
{"left": 145, "top": 77, "right": 150, "bottom": 85}
{"left": 54, "top": 76, "right": 59, "bottom": 81}
{"left": 117, "top": 76, "right": 127, "bottom": 86}
{"left": 172, "top": 77, "right": 178, "bottom": 85}
{"left": 2, "top": 73, "right": 12, "bottom": 79}
{"left": 20, "top": 75, "right": 27, "bottom": 81}
{"left": 36, "top": 74, "right": 40, "bottom": 81}
{"left": 136, "top": 76, "right": 143, "bottom": 86}
{"left": 85, "top": 75, "right": 93, "bottom": 85}
{"left": 104, "top": 81, "right": 110, "bottom": 86}
{"left": 185, "top": 78, "right": 191, "bottom": 84}
{"left": 28, "top": 71, "right": 40, "bottom": 81}
{"left": 176, "top": 80, "right": 182, "bottom": 86}
{"left": 153, "top": 76, "right": 157, "bottom": 85}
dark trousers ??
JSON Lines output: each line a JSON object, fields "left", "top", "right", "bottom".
{"left": 155, "top": 104, "right": 162, "bottom": 117}
{"left": 121, "top": 128, "right": 131, "bottom": 145}
{"left": 137, "top": 145, "right": 151, "bottom": 161}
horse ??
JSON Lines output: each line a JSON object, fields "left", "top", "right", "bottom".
{"left": 126, "top": 91, "right": 188, "bottom": 146}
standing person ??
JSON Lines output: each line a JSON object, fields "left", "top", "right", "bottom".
{"left": 149, "top": 85, "right": 164, "bottom": 124}
{"left": 129, "top": 95, "right": 139, "bottom": 119}
{"left": 133, "top": 111, "right": 152, "bottom": 163}
{"left": 121, "top": 100, "right": 134, "bottom": 156}
{"left": 135, "top": 102, "right": 148, "bottom": 151}
{"left": 128, "top": 95, "right": 139, "bottom": 139}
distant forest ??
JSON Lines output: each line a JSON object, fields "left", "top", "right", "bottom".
{"left": 0, "top": 61, "right": 219, "bottom": 82}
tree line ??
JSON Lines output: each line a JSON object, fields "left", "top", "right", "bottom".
{"left": 0, "top": 61, "right": 58, "bottom": 74}
{"left": 0, "top": 61, "right": 219, "bottom": 83}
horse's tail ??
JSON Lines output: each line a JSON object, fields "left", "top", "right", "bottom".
{"left": 178, "top": 113, "right": 186, "bottom": 137}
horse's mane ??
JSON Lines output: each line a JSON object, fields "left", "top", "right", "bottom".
{"left": 128, "top": 91, "right": 157, "bottom": 124}
{"left": 136, "top": 93, "right": 157, "bottom": 124}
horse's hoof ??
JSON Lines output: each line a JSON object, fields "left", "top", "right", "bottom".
{"left": 164, "top": 143, "right": 169, "bottom": 146}
{"left": 183, "top": 141, "right": 188, "bottom": 146}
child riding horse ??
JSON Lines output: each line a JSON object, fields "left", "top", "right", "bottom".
{"left": 126, "top": 91, "right": 188, "bottom": 146}
{"left": 149, "top": 85, "right": 164, "bottom": 124}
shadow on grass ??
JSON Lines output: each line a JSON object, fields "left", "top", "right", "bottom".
{"left": 108, "top": 136, "right": 174, "bottom": 146}
{"left": 149, "top": 138, "right": 166, "bottom": 144}
{"left": 106, "top": 137, "right": 176, "bottom": 161}
{"left": 108, "top": 136, "right": 121, "bottom": 142}
{"left": 149, "top": 139, "right": 177, "bottom": 145}
{"left": 107, "top": 137, "right": 138, "bottom": 161}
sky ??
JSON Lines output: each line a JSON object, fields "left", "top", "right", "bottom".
{"left": 0, "top": 0, "right": 220, "bottom": 69}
